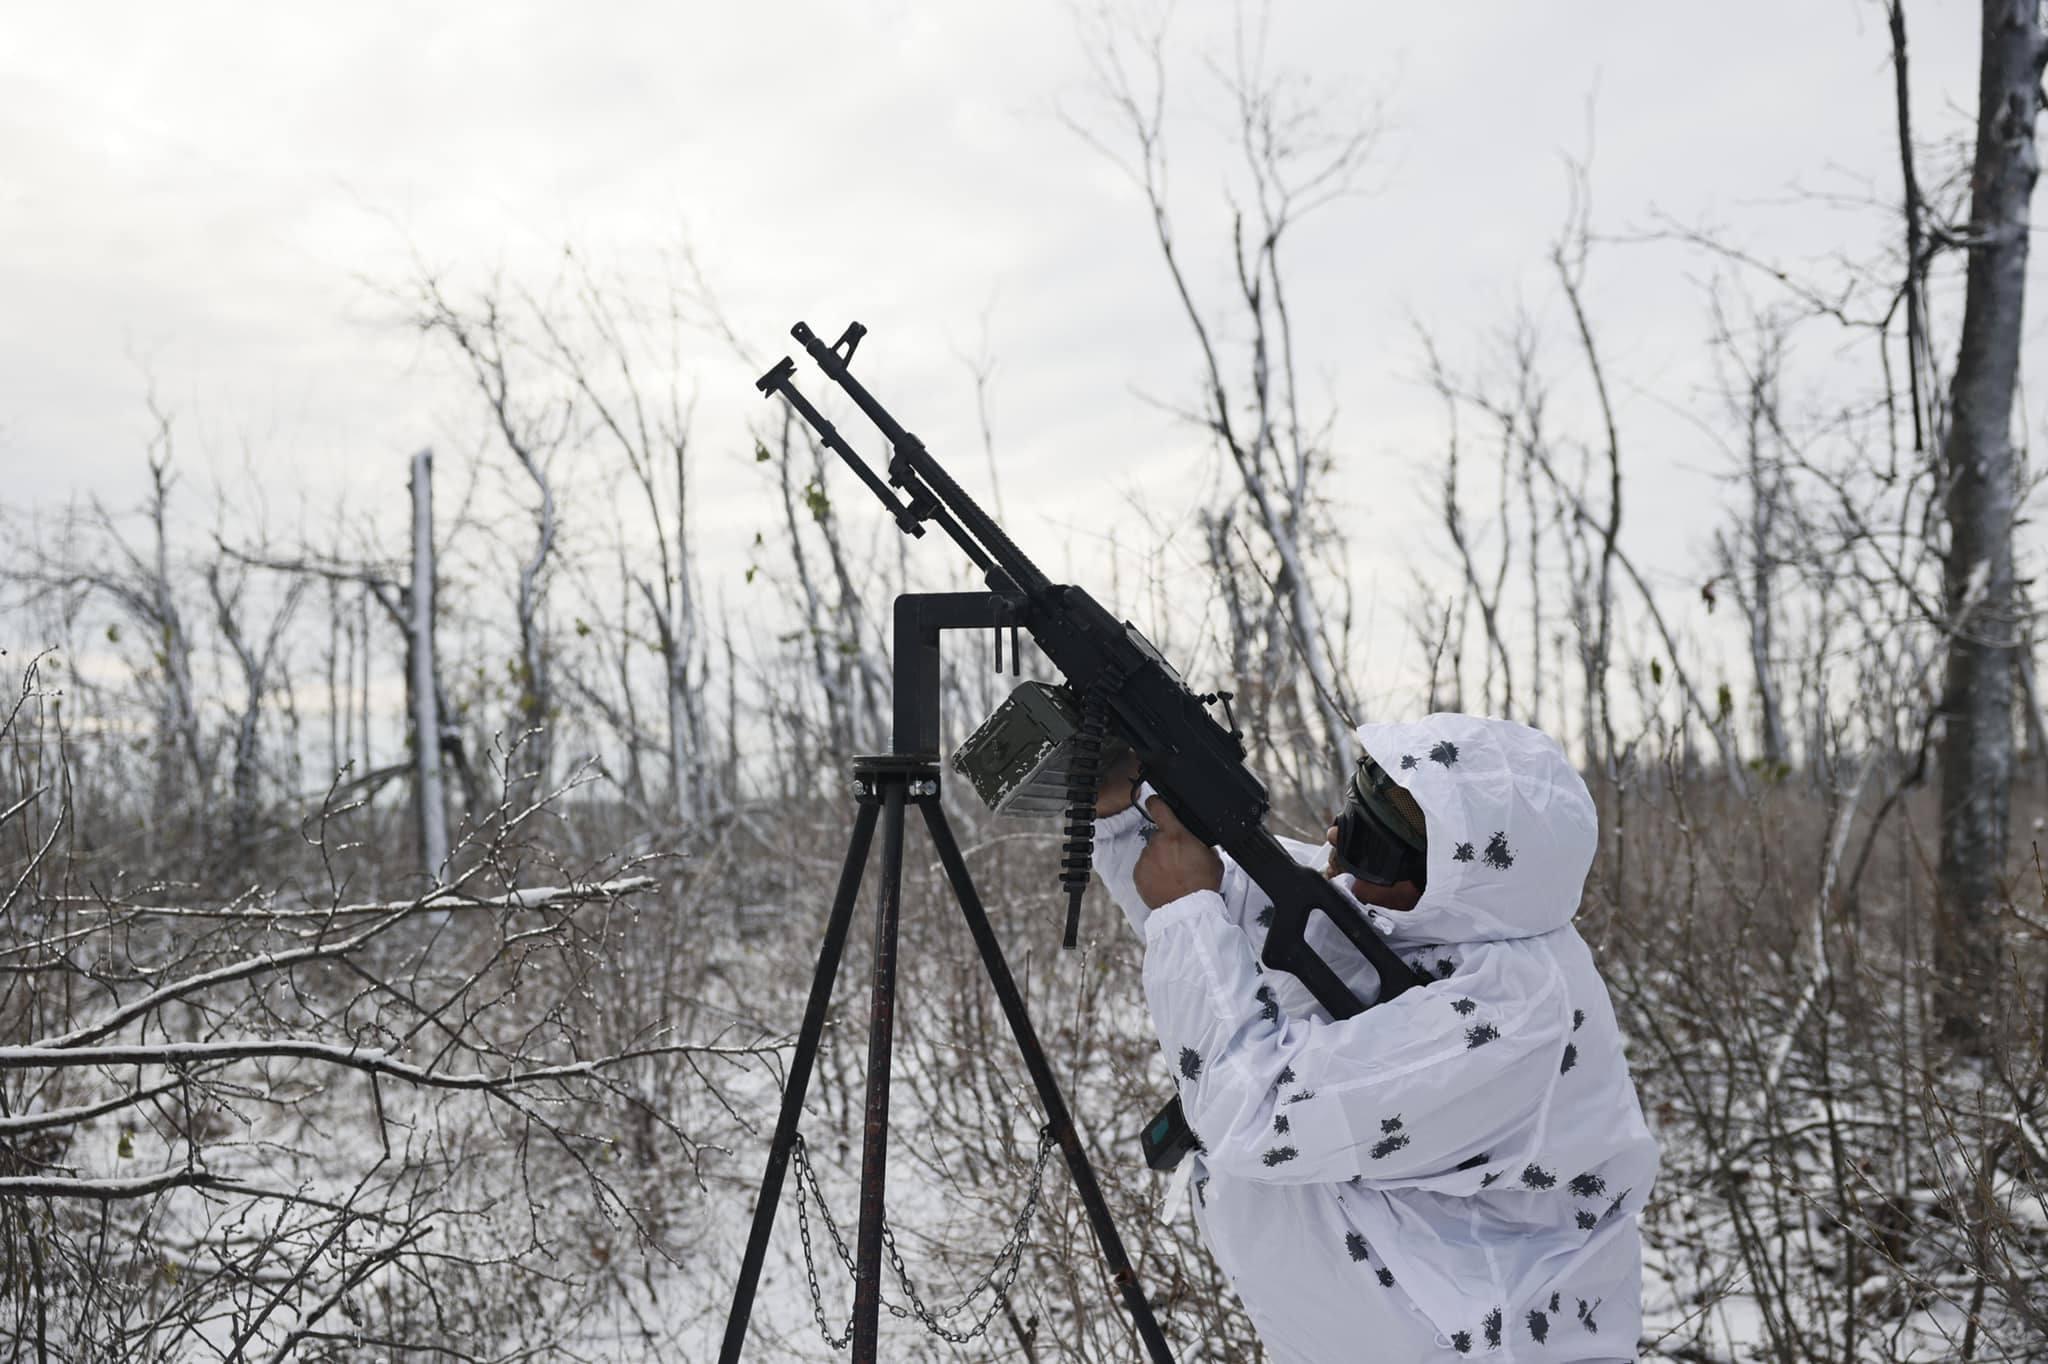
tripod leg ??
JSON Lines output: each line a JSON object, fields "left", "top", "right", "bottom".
{"left": 850, "top": 779, "right": 908, "bottom": 1362}
{"left": 718, "top": 799, "right": 880, "bottom": 1364}
{"left": 919, "top": 802, "right": 1178, "bottom": 1364}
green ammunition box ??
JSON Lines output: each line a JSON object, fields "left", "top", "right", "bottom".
{"left": 950, "top": 681, "right": 1126, "bottom": 818}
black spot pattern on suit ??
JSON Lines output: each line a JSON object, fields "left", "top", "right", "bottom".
{"left": 1451, "top": 1330, "right": 1472, "bottom": 1354}
{"left": 1453, "top": 841, "right": 1475, "bottom": 862}
{"left": 1483, "top": 1308, "right": 1503, "bottom": 1349}
{"left": 1549, "top": 1292, "right": 1560, "bottom": 1313}
{"left": 1256, "top": 905, "right": 1274, "bottom": 928}
{"left": 1576, "top": 1210, "right": 1598, "bottom": 1230}
{"left": 1273, "top": 1114, "right": 1290, "bottom": 1135}
{"left": 1520, "top": 1163, "right": 1556, "bottom": 1190}
{"left": 1528, "top": 1309, "right": 1550, "bottom": 1344}
{"left": 1560, "top": 1042, "right": 1578, "bottom": 1074}
{"left": 1285, "top": 1089, "right": 1315, "bottom": 1104}
{"left": 1569, "top": 1172, "right": 1606, "bottom": 1198}
{"left": 1466, "top": 1022, "right": 1500, "bottom": 1048}
{"left": 1276, "top": 1065, "right": 1296, "bottom": 1086}
{"left": 1429, "top": 740, "right": 1460, "bottom": 767}
{"left": 1179, "top": 1047, "right": 1203, "bottom": 1081}
{"left": 1576, "top": 1298, "right": 1599, "bottom": 1333}
{"left": 1572, "top": 1008, "right": 1586, "bottom": 1031}
{"left": 1451, "top": 997, "right": 1478, "bottom": 1015}
{"left": 1455, "top": 1151, "right": 1490, "bottom": 1171}
{"left": 1345, "top": 1231, "right": 1369, "bottom": 1262}
{"left": 1262, "top": 1146, "right": 1298, "bottom": 1167}
{"left": 1436, "top": 957, "right": 1456, "bottom": 979}
{"left": 1255, "top": 984, "right": 1278, "bottom": 1022}
{"left": 1376, "top": 1266, "right": 1395, "bottom": 1287}
{"left": 1479, "top": 1170, "right": 1502, "bottom": 1188}
{"left": 1195, "top": 1176, "right": 1208, "bottom": 1206}
{"left": 1369, "top": 1113, "right": 1410, "bottom": 1161}
{"left": 1482, "top": 831, "right": 1515, "bottom": 869}
{"left": 1399, "top": 754, "right": 1418, "bottom": 771}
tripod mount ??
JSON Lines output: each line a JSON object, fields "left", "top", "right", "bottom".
{"left": 718, "top": 592, "right": 1176, "bottom": 1363}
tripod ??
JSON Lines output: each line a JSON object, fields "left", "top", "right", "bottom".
{"left": 719, "top": 592, "right": 1176, "bottom": 1363}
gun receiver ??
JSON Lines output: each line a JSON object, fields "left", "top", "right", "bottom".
{"left": 758, "top": 321, "right": 1425, "bottom": 1019}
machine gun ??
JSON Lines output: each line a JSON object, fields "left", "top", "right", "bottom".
{"left": 758, "top": 320, "right": 1427, "bottom": 1020}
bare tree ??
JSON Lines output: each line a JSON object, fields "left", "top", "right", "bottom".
{"left": 203, "top": 555, "right": 306, "bottom": 871}
{"left": 220, "top": 500, "right": 482, "bottom": 869}
{"left": 1422, "top": 328, "right": 1522, "bottom": 722}
{"left": 527, "top": 258, "right": 722, "bottom": 828}
{"left": 416, "top": 278, "right": 566, "bottom": 810}
{"left": 1551, "top": 165, "right": 1628, "bottom": 781}
{"left": 0, "top": 659, "right": 767, "bottom": 1359}
{"left": 1707, "top": 297, "right": 1795, "bottom": 773}
{"left": 1065, "top": 1, "right": 1376, "bottom": 793}
{"left": 50, "top": 411, "right": 214, "bottom": 851}
{"left": 1931, "top": 0, "right": 2046, "bottom": 1036}
{"left": 685, "top": 254, "right": 892, "bottom": 786}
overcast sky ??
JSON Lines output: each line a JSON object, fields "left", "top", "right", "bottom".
{"left": 1, "top": 0, "right": 2028, "bottom": 695}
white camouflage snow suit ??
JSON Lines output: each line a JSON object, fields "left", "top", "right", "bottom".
{"left": 1093, "top": 714, "right": 1659, "bottom": 1363}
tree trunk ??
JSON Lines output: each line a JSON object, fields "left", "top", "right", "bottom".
{"left": 1935, "top": 0, "right": 2045, "bottom": 1038}
{"left": 1743, "top": 346, "right": 1789, "bottom": 771}
{"left": 410, "top": 451, "right": 449, "bottom": 878}
{"left": 145, "top": 456, "right": 209, "bottom": 845}
{"left": 666, "top": 439, "right": 704, "bottom": 827}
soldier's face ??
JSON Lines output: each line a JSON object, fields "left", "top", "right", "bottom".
{"left": 1323, "top": 827, "right": 1423, "bottom": 911}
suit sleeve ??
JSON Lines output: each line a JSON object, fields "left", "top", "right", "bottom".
{"left": 1093, "top": 809, "right": 1317, "bottom": 941}
{"left": 1089, "top": 805, "right": 1156, "bottom": 938}
{"left": 1142, "top": 894, "right": 1570, "bottom": 1188}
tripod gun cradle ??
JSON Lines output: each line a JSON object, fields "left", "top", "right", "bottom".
{"left": 718, "top": 322, "right": 1429, "bottom": 1362}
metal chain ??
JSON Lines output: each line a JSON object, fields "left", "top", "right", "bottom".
{"left": 792, "top": 1132, "right": 859, "bottom": 1349}
{"left": 789, "top": 1125, "right": 1058, "bottom": 1349}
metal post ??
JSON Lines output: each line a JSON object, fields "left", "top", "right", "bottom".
{"left": 408, "top": 449, "right": 448, "bottom": 879}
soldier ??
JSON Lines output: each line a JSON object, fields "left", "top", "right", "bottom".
{"left": 1094, "top": 714, "right": 1658, "bottom": 1363}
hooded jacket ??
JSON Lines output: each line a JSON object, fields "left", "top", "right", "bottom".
{"left": 1092, "top": 714, "right": 1658, "bottom": 1363}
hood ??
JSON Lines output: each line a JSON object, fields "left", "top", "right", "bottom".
{"left": 1349, "top": 713, "right": 1597, "bottom": 944}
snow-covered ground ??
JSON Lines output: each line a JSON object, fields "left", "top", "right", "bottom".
{"left": 11, "top": 783, "right": 2044, "bottom": 1361}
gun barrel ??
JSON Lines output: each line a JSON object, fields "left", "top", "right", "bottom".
{"left": 757, "top": 358, "right": 926, "bottom": 539}
{"left": 792, "top": 321, "right": 1053, "bottom": 601}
